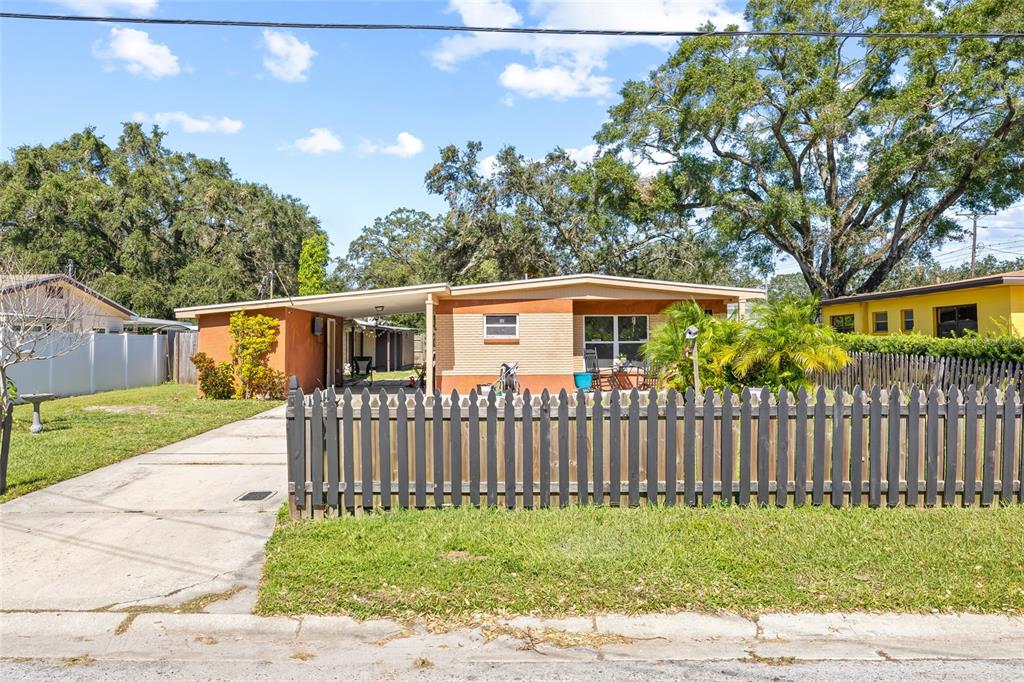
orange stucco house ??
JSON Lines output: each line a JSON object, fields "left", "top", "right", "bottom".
{"left": 174, "top": 275, "right": 764, "bottom": 394}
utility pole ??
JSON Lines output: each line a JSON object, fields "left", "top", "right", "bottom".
{"left": 955, "top": 212, "right": 996, "bottom": 277}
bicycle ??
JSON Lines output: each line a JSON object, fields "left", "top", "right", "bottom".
{"left": 492, "top": 362, "right": 520, "bottom": 396}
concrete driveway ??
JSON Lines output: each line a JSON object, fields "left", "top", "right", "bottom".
{"left": 0, "top": 404, "right": 286, "bottom": 613}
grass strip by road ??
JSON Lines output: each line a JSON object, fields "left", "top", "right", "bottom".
{"left": 257, "top": 504, "right": 1024, "bottom": 622}
{"left": 1, "top": 383, "right": 278, "bottom": 502}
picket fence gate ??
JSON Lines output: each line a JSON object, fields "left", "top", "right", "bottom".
{"left": 285, "top": 378, "right": 1024, "bottom": 518}
{"left": 816, "top": 351, "right": 1023, "bottom": 394}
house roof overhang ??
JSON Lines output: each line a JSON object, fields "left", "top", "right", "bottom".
{"left": 446, "top": 274, "right": 766, "bottom": 301}
{"left": 0, "top": 273, "right": 135, "bottom": 318}
{"left": 821, "top": 270, "right": 1024, "bottom": 305}
{"left": 173, "top": 283, "right": 450, "bottom": 320}
{"left": 173, "top": 274, "right": 766, "bottom": 321}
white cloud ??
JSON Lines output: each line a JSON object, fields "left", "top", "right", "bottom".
{"left": 430, "top": 1, "right": 745, "bottom": 100}
{"left": 478, "top": 154, "right": 499, "bottom": 179}
{"left": 262, "top": 30, "right": 316, "bottom": 82}
{"left": 564, "top": 145, "right": 600, "bottom": 165}
{"left": 95, "top": 27, "right": 180, "bottom": 79}
{"left": 292, "top": 128, "right": 343, "bottom": 155}
{"left": 55, "top": 0, "right": 158, "bottom": 15}
{"left": 133, "top": 111, "right": 243, "bottom": 134}
{"left": 500, "top": 63, "right": 611, "bottom": 100}
{"left": 360, "top": 132, "right": 425, "bottom": 158}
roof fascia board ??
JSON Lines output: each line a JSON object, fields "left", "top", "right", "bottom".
{"left": 447, "top": 274, "right": 764, "bottom": 297}
{"left": 2, "top": 274, "right": 135, "bottom": 317}
{"left": 174, "top": 282, "right": 449, "bottom": 319}
{"left": 821, "top": 276, "right": 1014, "bottom": 305}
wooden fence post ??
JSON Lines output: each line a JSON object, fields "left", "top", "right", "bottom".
{"left": 886, "top": 385, "right": 900, "bottom": 508}
{"left": 397, "top": 390, "right": 410, "bottom": 509}
{"left": 450, "top": 390, "right": 462, "bottom": 508}
{"left": 286, "top": 376, "right": 305, "bottom": 519}
{"left": 592, "top": 391, "right": 604, "bottom": 505}
{"left": 580, "top": 389, "right": 592, "bottom": 505}
{"left": 703, "top": 388, "right": 716, "bottom": 507}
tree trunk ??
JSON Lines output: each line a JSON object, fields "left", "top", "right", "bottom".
{"left": 0, "top": 367, "right": 11, "bottom": 494}
{"left": 0, "top": 402, "right": 11, "bottom": 495}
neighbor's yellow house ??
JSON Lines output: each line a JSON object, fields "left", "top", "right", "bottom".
{"left": 820, "top": 270, "right": 1024, "bottom": 337}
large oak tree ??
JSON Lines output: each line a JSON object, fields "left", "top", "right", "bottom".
{"left": 0, "top": 124, "right": 324, "bottom": 318}
{"left": 598, "top": 0, "right": 1024, "bottom": 298}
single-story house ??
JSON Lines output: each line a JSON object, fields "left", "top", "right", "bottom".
{"left": 0, "top": 273, "right": 135, "bottom": 333}
{"left": 821, "top": 270, "right": 1024, "bottom": 338}
{"left": 174, "top": 274, "right": 765, "bottom": 393}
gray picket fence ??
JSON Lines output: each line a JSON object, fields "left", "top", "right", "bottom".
{"left": 816, "top": 351, "right": 1023, "bottom": 393}
{"left": 286, "top": 377, "right": 1024, "bottom": 518}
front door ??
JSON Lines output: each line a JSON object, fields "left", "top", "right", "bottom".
{"left": 326, "top": 318, "right": 337, "bottom": 386}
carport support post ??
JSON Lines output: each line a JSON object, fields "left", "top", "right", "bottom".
{"left": 425, "top": 294, "right": 435, "bottom": 393}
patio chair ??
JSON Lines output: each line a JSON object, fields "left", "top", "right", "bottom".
{"left": 351, "top": 355, "right": 374, "bottom": 386}
{"left": 584, "top": 349, "right": 611, "bottom": 391}
{"left": 634, "top": 361, "right": 656, "bottom": 390}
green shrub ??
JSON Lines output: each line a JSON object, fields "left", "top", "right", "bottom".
{"left": 643, "top": 297, "right": 849, "bottom": 393}
{"left": 191, "top": 352, "right": 234, "bottom": 400}
{"left": 229, "top": 311, "right": 286, "bottom": 399}
{"left": 838, "top": 332, "right": 1024, "bottom": 363}
{"left": 642, "top": 302, "right": 744, "bottom": 392}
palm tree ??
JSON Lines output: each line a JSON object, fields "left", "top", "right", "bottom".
{"left": 642, "top": 302, "right": 742, "bottom": 392}
{"left": 732, "top": 296, "right": 849, "bottom": 391}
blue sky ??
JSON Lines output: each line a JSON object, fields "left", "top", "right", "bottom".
{"left": 2, "top": 0, "right": 1022, "bottom": 272}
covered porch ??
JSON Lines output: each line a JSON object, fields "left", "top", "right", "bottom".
{"left": 286, "top": 284, "right": 446, "bottom": 392}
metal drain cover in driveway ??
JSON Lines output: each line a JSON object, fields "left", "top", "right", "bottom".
{"left": 237, "top": 491, "right": 274, "bottom": 501}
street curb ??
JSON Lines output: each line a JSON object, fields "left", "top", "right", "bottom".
{"left": 2, "top": 611, "right": 1022, "bottom": 665}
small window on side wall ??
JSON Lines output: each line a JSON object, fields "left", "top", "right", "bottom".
{"left": 873, "top": 311, "right": 889, "bottom": 333}
{"left": 484, "top": 314, "right": 518, "bottom": 339}
{"left": 830, "top": 314, "right": 854, "bottom": 333}
{"left": 901, "top": 309, "right": 914, "bottom": 332}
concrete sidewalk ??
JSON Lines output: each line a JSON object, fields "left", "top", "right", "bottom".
{"left": 1, "top": 610, "right": 1022, "bottom": 679}
{"left": 0, "top": 404, "right": 286, "bottom": 613}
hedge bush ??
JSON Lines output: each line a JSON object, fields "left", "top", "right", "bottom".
{"left": 191, "top": 352, "right": 235, "bottom": 400}
{"left": 838, "top": 333, "right": 1024, "bottom": 363}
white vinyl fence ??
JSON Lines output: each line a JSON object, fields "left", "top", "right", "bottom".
{"left": 7, "top": 332, "right": 168, "bottom": 398}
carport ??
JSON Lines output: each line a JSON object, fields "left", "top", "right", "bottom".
{"left": 175, "top": 283, "right": 448, "bottom": 393}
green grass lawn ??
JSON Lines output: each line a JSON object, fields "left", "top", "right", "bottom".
{"left": 257, "top": 505, "right": 1024, "bottom": 622}
{"left": 1, "top": 383, "right": 278, "bottom": 503}
{"left": 370, "top": 369, "right": 421, "bottom": 381}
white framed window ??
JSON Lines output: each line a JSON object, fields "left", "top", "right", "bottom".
{"left": 484, "top": 314, "right": 518, "bottom": 339}
{"left": 584, "top": 315, "right": 648, "bottom": 365}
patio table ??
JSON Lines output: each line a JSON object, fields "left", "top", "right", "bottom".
{"left": 608, "top": 367, "right": 641, "bottom": 390}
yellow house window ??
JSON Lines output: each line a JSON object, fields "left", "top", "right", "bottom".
{"left": 873, "top": 311, "right": 888, "bottom": 333}
{"left": 830, "top": 314, "right": 854, "bottom": 333}
{"left": 901, "top": 309, "right": 914, "bottom": 332}
{"left": 936, "top": 304, "right": 978, "bottom": 338}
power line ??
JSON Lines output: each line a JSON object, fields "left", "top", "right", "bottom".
{"left": 933, "top": 239, "right": 1024, "bottom": 265}
{"left": 2, "top": 12, "right": 1024, "bottom": 39}
{"left": 955, "top": 211, "right": 996, "bottom": 277}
